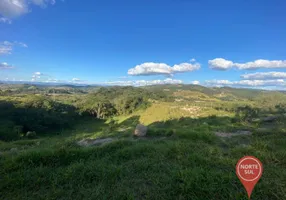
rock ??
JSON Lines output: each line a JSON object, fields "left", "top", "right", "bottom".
{"left": 77, "top": 138, "right": 113, "bottom": 147}
{"left": 236, "top": 130, "right": 252, "bottom": 135}
{"left": 134, "top": 124, "right": 147, "bottom": 137}
{"left": 262, "top": 116, "right": 278, "bottom": 122}
{"left": 26, "top": 131, "right": 36, "bottom": 138}
{"left": 251, "top": 118, "right": 261, "bottom": 123}
{"left": 10, "top": 148, "right": 18, "bottom": 152}
{"left": 215, "top": 130, "right": 252, "bottom": 138}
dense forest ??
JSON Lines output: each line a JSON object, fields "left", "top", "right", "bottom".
{"left": 0, "top": 85, "right": 169, "bottom": 140}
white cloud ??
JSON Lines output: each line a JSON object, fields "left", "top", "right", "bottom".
{"left": 72, "top": 78, "right": 81, "bottom": 82}
{"left": 209, "top": 58, "right": 286, "bottom": 70}
{"left": 205, "top": 80, "right": 233, "bottom": 86}
{"left": 0, "top": 44, "right": 13, "bottom": 55}
{"left": 30, "top": 72, "right": 54, "bottom": 82}
{"left": 70, "top": 78, "right": 85, "bottom": 83}
{"left": 205, "top": 79, "right": 286, "bottom": 87}
{"left": 106, "top": 78, "right": 183, "bottom": 86}
{"left": 241, "top": 72, "right": 286, "bottom": 80}
{"left": 0, "top": 0, "right": 28, "bottom": 18}
{"left": 0, "top": 62, "right": 14, "bottom": 69}
{"left": 34, "top": 72, "right": 41, "bottom": 75}
{"left": 31, "top": 72, "right": 44, "bottom": 80}
{"left": 0, "top": 0, "right": 56, "bottom": 20}
{"left": 191, "top": 80, "right": 200, "bottom": 85}
{"left": 45, "top": 78, "right": 58, "bottom": 83}
{"left": 173, "top": 63, "right": 200, "bottom": 73}
{"left": 209, "top": 58, "right": 234, "bottom": 70}
{"left": 236, "top": 60, "right": 286, "bottom": 70}
{"left": 128, "top": 61, "right": 200, "bottom": 76}
{"left": 0, "top": 17, "right": 12, "bottom": 24}
{"left": 128, "top": 63, "right": 173, "bottom": 76}
{"left": 0, "top": 41, "right": 27, "bottom": 55}
{"left": 17, "top": 42, "right": 28, "bottom": 48}
{"left": 31, "top": 0, "right": 56, "bottom": 7}
{"left": 3, "top": 41, "right": 13, "bottom": 45}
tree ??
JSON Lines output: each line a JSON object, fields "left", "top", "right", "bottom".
{"left": 235, "top": 106, "right": 259, "bottom": 122}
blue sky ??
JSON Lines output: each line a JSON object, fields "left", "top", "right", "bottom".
{"left": 1, "top": 0, "right": 286, "bottom": 88}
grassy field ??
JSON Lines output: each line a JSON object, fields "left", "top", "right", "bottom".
{"left": 1, "top": 85, "right": 286, "bottom": 199}
{"left": 1, "top": 116, "right": 286, "bottom": 199}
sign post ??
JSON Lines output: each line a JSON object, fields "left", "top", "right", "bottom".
{"left": 236, "top": 156, "right": 263, "bottom": 199}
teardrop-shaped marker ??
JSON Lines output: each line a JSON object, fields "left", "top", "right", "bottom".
{"left": 236, "top": 156, "right": 263, "bottom": 199}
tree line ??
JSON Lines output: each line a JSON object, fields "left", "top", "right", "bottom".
{"left": 0, "top": 86, "right": 166, "bottom": 141}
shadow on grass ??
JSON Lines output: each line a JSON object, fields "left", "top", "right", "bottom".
{"left": 119, "top": 116, "right": 140, "bottom": 128}
{"left": 0, "top": 99, "right": 85, "bottom": 141}
{"left": 146, "top": 115, "right": 253, "bottom": 138}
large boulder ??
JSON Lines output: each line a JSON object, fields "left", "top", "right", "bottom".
{"left": 134, "top": 124, "right": 147, "bottom": 137}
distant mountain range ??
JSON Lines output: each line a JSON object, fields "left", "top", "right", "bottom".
{"left": 0, "top": 80, "right": 102, "bottom": 87}
{"left": 0, "top": 80, "right": 285, "bottom": 93}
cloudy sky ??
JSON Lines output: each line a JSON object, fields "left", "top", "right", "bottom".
{"left": 0, "top": 0, "right": 286, "bottom": 89}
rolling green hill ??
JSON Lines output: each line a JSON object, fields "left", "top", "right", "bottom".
{"left": 0, "top": 84, "right": 286, "bottom": 199}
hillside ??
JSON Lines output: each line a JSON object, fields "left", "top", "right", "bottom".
{"left": 0, "top": 84, "right": 286, "bottom": 199}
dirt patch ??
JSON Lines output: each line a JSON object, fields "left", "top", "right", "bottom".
{"left": 180, "top": 106, "right": 201, "bottom": 114}
{"left": 117, "top": 127, "right": 131, "bottom": 132}
{"left": 215, "top": 131, "right": 252, "bottom": 138}
{"left": 77, "top": 135, "right": 169, "bottom": 147}
{"left": 77, "top": 138, "right": 114, "bottom": 147}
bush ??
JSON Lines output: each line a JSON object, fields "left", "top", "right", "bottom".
{"left": 0, "top": 121, "right": 19, "bottom": 141}
{"left": 235, "top": 106, "right": 259, "bottom": 122}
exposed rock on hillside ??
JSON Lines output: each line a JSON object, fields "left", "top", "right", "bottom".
{"left": 262, "top": 116, "right": 278, "bottom": 122}
{"left": 215, "top": 131, "right": 252, "bottom": 138}
{"left": 77, "top": 138, "right": 113, "bottom": 147}
{"left": 134, "top": 124, "right": 147, "bottom": 137}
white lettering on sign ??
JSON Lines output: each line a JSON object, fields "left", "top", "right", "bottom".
{"left": 240, "top": 164, "right": 258, "bottom": 170}
{"left": 244, "top": 170, "right": 254, "bottom": 174}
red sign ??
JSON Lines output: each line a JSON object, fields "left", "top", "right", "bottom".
{"left": 236, "top": 156, "right": 263, "bottom": 199}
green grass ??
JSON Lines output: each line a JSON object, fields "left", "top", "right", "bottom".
{"left": 1, "top": 115, "right": 286, "bottom": 200}
{"left": 1, "top": 85, "right": 286, "bottom": 199}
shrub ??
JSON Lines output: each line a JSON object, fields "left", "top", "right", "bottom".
{"left": 0, "top": 121, "right": 19, "bottom": 141}
{"left": 235, "top": 106, "right": 259, "bottom": 122}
